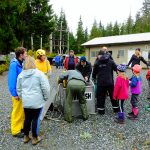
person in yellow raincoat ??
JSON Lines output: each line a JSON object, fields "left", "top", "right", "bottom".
{"left": 8, "top": 47, "right": 27, "bottom": 137}
{"left": 35, "top": 49, "right": 52, "bottom": 77}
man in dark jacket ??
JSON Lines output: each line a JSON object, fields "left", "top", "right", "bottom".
{"left": 58, "top": 70, "right": 88, "bottom": 123}
{"left": 92, "top": 51, "right": 119, "bottom": 115}
{"left": 76, "top": 56, "right": 92, "bottom": 82}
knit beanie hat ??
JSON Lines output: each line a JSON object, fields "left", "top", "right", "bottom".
{"left": 117, "top": 64, "right": 127, "bottom": 72}
{"left": 80, "top": 56, "right": 86, "bottom": 62}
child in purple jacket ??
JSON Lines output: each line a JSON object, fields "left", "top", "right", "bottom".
{"left": 128, "top": 64, "right": 142, "bottom": 120}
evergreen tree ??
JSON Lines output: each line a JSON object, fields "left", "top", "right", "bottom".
{"left": 76, "top": 16, "right": 85, "bottom": 53}
{"left": 105, "top": 22, "right": 113, "bottom": 36}
{"left": 89, "top": 19, "right": 101, "bottom": 39}
{"left": 69, "top": 32, "right": 78, "bottom": 51}
{"left": 113, "top": 21, "right": 120, "bottom": 35}
{"left": 84, "top": 27, "right": 89, "bottom": 42}
{"left": 120, "top": 23, "right": 126, "bottom": 35}
{"left": 125, "top": 14, "right": 134, "bottom": 34}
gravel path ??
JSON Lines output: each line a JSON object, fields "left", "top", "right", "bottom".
{"left": 0, "top": 67, "right": 150, "bottom": 150}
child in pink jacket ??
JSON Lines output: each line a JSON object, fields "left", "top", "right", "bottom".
{"left": 113, "top": 64, "right": 129, "bottom": 124}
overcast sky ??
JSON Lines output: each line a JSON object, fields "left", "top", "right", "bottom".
{"left": 50, "top": 0, "right": 144, "bottom": 34}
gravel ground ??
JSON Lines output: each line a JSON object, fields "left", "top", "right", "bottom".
{"left": 0, "top": 67, "right": 150, "bottom": 150}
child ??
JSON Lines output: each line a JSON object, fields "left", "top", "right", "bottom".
{"left": 128, "top": 64, "right": 142, "bottom": 119}
{"left": 17, "top": 56, "right": 50, "bottom": 145}
{"left": 113, "top": 64, "right": 129, "bottom": 124}
{"left": 145, "top": 68, "right": 150, "bottom": 111}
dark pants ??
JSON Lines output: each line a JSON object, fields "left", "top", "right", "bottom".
{"left": 24, "top": 108, "right": 42, "bottom": 138}
{"left": 131, "top": 94, "right": 139, "bottom": 108}
{"left": 97, "top": 85, "right": 119, "bottom": 113}
{"left": 68, "top": 64, "right": 75, "bottom": 70}
{"left": 118, "top": 100, "right": 125, "bottom": 112}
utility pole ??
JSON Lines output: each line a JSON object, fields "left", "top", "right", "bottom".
{"left": 67, "top": 28, "right": 69, "bottom": 51}
{"left": 31, "top": 33, "right": 33, "bottom": 50}
{"left": 40, "top": 33, "right": 42, "bottom": 49}
{"left": 49, "top": 33, "right": 53, "bottom": 54}
{"left": 59, "top": 20, "right": 62, "bottom": 54}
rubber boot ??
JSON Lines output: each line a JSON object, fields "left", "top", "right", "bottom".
{"left": 114, "top": 112, "right": 125, "bottom": 124}
{"left": 128, "top": 107, "right": 138, "bottom": 120}
{"left": 80, "top": 104, "right": 88, "bottom": 121}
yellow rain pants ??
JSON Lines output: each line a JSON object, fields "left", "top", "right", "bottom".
{"left": 11, "top": 97, "right": 24, "bottom": 135}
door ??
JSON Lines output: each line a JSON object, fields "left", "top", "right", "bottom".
{"left": 128, "top": 50, "right": 135, "bottom": 67}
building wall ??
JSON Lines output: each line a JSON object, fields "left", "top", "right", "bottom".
{"left": 86, "top": 43, "right": 150, "bottom": 67}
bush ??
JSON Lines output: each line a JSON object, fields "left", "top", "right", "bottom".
{"left": 0, "top": 64, "right": 8, "bottom": 75}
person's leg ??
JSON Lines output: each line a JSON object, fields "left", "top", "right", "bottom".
{"left": 97, "top": 86, "right": 107, "bottom": 114}
{"left": 115, "top": 100, "right": 125, "bottom": 124}
{"left": 64, "top": 82, "right": 74, "bottom": 123}
{"left": 128, "top": 94, "right": 138, "bottom": 119}
{"left": 108, "top": 86, "right": 120, "bottom": 113}
{"left": 32, "top": 108, "right": 42, "bottom": 138}
{"left": 23, "top": 108, "right": 32, "bottom": 143}
{"left": 11, "top": 97, "right": 25, "bottom": 137}
{"left": 76, "top": 81, "right": 88, "bottom": 120}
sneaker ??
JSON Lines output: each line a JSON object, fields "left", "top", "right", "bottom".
{"left": 23, "top": 135, "right": 31, "bottom": 143}
{"left": 32, "top": 136, "right": 42, "bottom": 145}
{"left": 128, "top": 112, "right": 134, "bottom": 116}
{"left": 114, "top": 118, "right": 125, "bottom": 124}
{"left": 127, "top": 113, "right": 138, "bottom": 120}
{"left": 13, "top": 132, "right": 24, "bottom": 138}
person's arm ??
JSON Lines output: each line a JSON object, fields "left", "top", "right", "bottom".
{"left": 92, "top": 62, "right": 98, "bottom": 82}
{"left": 58, "top": 71, "right": 69, "bottom": 83}
{"left": 141, "top": 56, "right": 148, "bottom": 66}
{"left": 130, "top": 76, "right": 138, "bottom": 87}
{"left": 40, "top": 73, "right": 50, "bottom": 101}
{"left": 8, "top": 63, "right": 18, "bottom": 97}
{"left": 127, "top": 55, "right": 134, "bottom": 66}
{"left": 75, "top": 62, "right": 80, "bottom": 71}
{"left": 113, "top": 77, "right": 121, "bottom": 100}
{"left": 112, "top": 60, "right": 117, "bottom": 72}
{"left": 17, "top": 76, "right": 22, "bottom": 99}
{"left": 86, "top": 62, "right": 92, "bottom": 80}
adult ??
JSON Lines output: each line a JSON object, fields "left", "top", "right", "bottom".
{"left": 127, "top": 48, "right": 148, "bottom": 68}
{"left": 92, "top": 51, "right": 120, "bottom": 115}
{"left": 76, "top": 56, "right": 92, "bottom": 82}
{"left": 94, "top": 46, "right": 113, "bottom": 65}
{"left": 35, "top": 49, "right": 52, "bottom": 78}
{"left": 17, "top": 56, "right": 50, "bottom": 145}
{"left": 64, "top": 50, "right": 78, "bottom": 70}
{"left": 55, "top": 54, "right": 61, "bottom": 69}
{"left": 8, "top": 47, "right": 27, "bottom": 137}
{"left": 58, "top": 70, "right": 88, "bottom": 123}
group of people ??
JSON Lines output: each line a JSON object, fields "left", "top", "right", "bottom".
{"left": 8, "top": 48, "right": 51, "bottom": 144}
{"left": 7, "top": 46, "right": 150, "bottom": 145}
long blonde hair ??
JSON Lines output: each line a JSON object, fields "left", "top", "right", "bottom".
{"left": 118, "top": 71, "right": 128, "bottom": 80}
{"left": 135, "top": 48, "right": 141, "bottom": 57}
{"left": 23, "top": 56, "right": 36, "bottom": 70}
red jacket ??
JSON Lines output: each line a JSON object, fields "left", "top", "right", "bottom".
{"left": 64, "top": 56, "right": 78, "bottom": 70}
{"left": 113, "top": 75, "right": 129, "bottom": 100}
{"left": 146, "top": 69, "right": 150, "bottom": 80}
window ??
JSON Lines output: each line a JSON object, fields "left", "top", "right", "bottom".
{"left": 118, "top": 50, "right": 124, "bottom": 57}
{"left": 91, "top": 51, "right": 99, "bottom": 57}
{"left": 145, "top": 45, "right": 149, "bottom": 50}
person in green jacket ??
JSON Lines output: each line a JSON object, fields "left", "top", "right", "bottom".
{"left": 58, "top": 70, "right": 88, "bottom": 123}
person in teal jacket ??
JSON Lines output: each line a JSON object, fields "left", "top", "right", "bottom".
{"left": 8, "top": 47, "right": 27, "bottom": 137}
